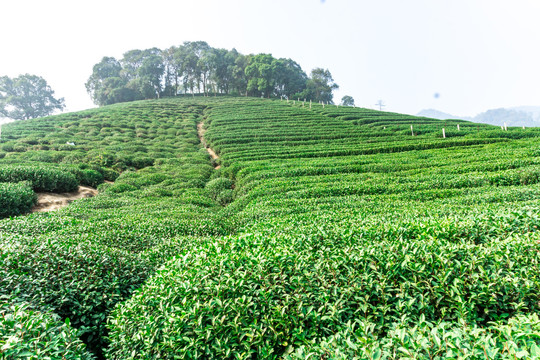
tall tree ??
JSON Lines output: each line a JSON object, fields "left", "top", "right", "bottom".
{"left": 121, "top": 48, "right": 164, "bottom": 99}
{"left": 300, "top": 68, "right": 339, "bottom": 104}
{"left": 86, "top": 57, "right": 141, "bottom": 106}
{"left": 231, "top": 52, "right": 248, "bottom": 96}
{"left": 245, "top": 54, "right": 276, "bottom": 98}
{"left": 341, "top": 95, "right": 355, "bottom": 106}
{"left": 162, "top": 46, "right": 180, "bottom": 96}
{"left": 273, "top": 58, "right": 307, "bottom": 99}
{"left": 0, "top": 74, "right": 65, "bottom": 120}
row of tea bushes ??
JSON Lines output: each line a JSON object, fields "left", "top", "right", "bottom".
{"left": 106, "top": 226, "right": 540, "bottom": 359}
{"left": 0, "top": 98, "right": 233, "bottom": 357}
{"left": 0, "top": 165, "right": 78, "bottom": 192}
{"left": 0, "top": 182, "right": 36, "bottom": 218}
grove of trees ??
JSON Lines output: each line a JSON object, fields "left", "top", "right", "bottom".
{"left": 86, "top": 41, "right": 339, "bottom": 106}
{"left": 0, "top": 74, "right": 65, "bottom": 120}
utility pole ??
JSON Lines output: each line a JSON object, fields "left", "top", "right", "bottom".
{"left": 375, "top": 100, "right": 385, "bottom": 111}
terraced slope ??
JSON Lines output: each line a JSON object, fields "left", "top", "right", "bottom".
{"left": 1, "top": 97, "right": 540, "bottom": 359}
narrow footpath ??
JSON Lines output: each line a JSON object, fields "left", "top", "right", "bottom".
{"left": 197, "top": 122, "right": 221, "bottom": 170}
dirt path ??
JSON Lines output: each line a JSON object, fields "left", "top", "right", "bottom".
{"left": 197, "top": 122, "right": 221, "bottom": 169}
{"left": 32, "top": 186, "right": 98, "bottom": 213}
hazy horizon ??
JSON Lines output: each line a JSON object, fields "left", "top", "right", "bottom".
{"left": 2, "top": 0, "right": 540, "bottom": 118}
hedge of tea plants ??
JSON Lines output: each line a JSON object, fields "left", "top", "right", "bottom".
{"left": 0, "top": 181, "right": 36, "bottom": 218}
{"left": 106, "top": 98, "right": 540, "bottom": 358}
{"left": 0, "top": 99, "right": 232, "bottom": 357}
{"left": 2, "top": 97, "right": 540, "bottom": 358}
{"left": 0, "top": 300, "right": 95, "bottom": 359}
{"left": 0, "top": 165, "right": 78, "bottom": 192}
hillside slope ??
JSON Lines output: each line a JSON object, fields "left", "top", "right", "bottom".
{"left": 2, "top": 97, "right": 540, "bottom": 359}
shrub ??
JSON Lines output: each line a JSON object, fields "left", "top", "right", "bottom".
{"left": 216, "top": 188, "right": 234, "bottom": 206}
{"left": 0, "top": 236, "right": 152, "bottom": 355}
{"left": 205, "top": 177, "right": 234, "bottom": 202}
{"left": 0, "top": 166, "right": 78, "bottom": 192}
{"left": 0, "top": 182, "right": 36, "bottom": 218}
{"left": 286, "top": 315, "right": 540, "bottom": 359}
{"left": 63, "top": 167, "right": 104, "bottom": 188}
{"left": 0, "top": 300, "right": 95, "bottom": 360}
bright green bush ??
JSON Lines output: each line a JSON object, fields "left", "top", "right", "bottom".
{"left": 63, "top": 166, "right": 104, "bottom": 188}
{"left": 286, "top": 315, "right": 540, "bottom": 359}
{"left": 206, "top": 177, "right": 234, "bottom": 204}
{"left": 0, "top": 181, "right": 36, "bottom": 218}
{"left": 0, "top": 236, "right": 152, "bottom": 355}
{"left": 0, "top": 301, "right": 95, "bottom": 360}
{"left": 216, "top": 188, "right": 234, "bottom": 206}
{"left": 106, "top": 228, "right": 540, "bottom": 359}
{"left": 0, "top": 165, "right": 78, "bottom": 192}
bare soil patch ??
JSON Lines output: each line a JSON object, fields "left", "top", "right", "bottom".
{"left": 32, "top": 186, "right": 98, "bottom": 213}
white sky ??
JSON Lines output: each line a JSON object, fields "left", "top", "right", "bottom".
{"left": 2, "top": 0, "right": 540, "bottom": 117}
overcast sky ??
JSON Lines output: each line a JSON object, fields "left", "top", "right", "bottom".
{"left": 2, "top": 0, "right": 540, "bottom": 118}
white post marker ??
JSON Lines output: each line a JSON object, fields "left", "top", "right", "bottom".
{"left": 501, "top": 126, "right": 504, "bottom": 130}
{"left": 442, "top": 128, "right": 446, "bottom": 138}
{"left": 411, "top": 125, "right": 414, "bottom": 136}
{"left": 457, "top": 124, "right": 460, "bottom": 131}
{"left": 504, "top": 122, "right": 508, "bottom": 131}
{"left": 323, "top": 102, "right": 325, "bottom": 108}
{"left": 523, "top": 125, "right": 526, "bottom": 129}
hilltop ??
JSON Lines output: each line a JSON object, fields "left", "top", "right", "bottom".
{"left": 1, "top": 97, "right": 540, "bottom": 359}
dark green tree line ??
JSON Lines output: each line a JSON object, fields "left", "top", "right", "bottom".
{"left": 86, "top": 41, "right": 338, "bottom": 106}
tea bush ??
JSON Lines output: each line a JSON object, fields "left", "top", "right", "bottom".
{"left": 0, "top": 300, "right": 95, "bottom": 360}
{"left": 0, "top": 165, "right": 78, "bottom": 192}
{"left": 0, "top": 181, "right": 36, "bottom": 218}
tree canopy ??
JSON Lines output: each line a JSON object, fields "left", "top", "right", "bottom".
{"left": 0, "top": 74, "right": 65, "bottom": 120}
{"left": 298, "top": 68, "right": 340, "bottom": 104}
{"left": 341, "top": 95, "right": 355, "bottom": 106}
{"left": 86, "top": 42, "right": 337, "bottom": 106}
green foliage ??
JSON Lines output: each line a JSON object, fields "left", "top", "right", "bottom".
{"left": 298, "top": 68, "right": 339, "bottom": 104}
{"left": 286, "top": 314, "right": 540, "bottom": 359}
{"left": 341, "top": 95, "right": 355, "bottom": 106}
{"left": 205, "top": 177, "right": 234, "bottom": 203}
{"left": 86, "top": 42, "right": 316, "bottom": 105}
{"left": 0, "top": 74, "right": 65, "bottom": 120}
{"left": 0, "top": 165, "right": 78, "bottom": 192}
{"left": 2, "top": 97, "right": 540, "bottom": 359}
{"left": 0, "top": 234, "right": 152, "bottom": 355}
{"left": 0, "top": 300, "right": 95, "bottom": 359}
{"left": 0, "top": 181, "right": 36, "bottom": 218}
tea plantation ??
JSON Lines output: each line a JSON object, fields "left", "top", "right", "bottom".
{"left": 1, "top": 97, "right": 540, "bottom": 359}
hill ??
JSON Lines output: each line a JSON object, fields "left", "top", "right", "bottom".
{"left": 1, "top": 97, "right": 540, "bottom": 359}
{"left": 418, "top": 107, "right": 540, "bottom": 127}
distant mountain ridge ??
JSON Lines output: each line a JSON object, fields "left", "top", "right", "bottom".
{"left": 418, "top": 107, "right": 540, "bottom": 127}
